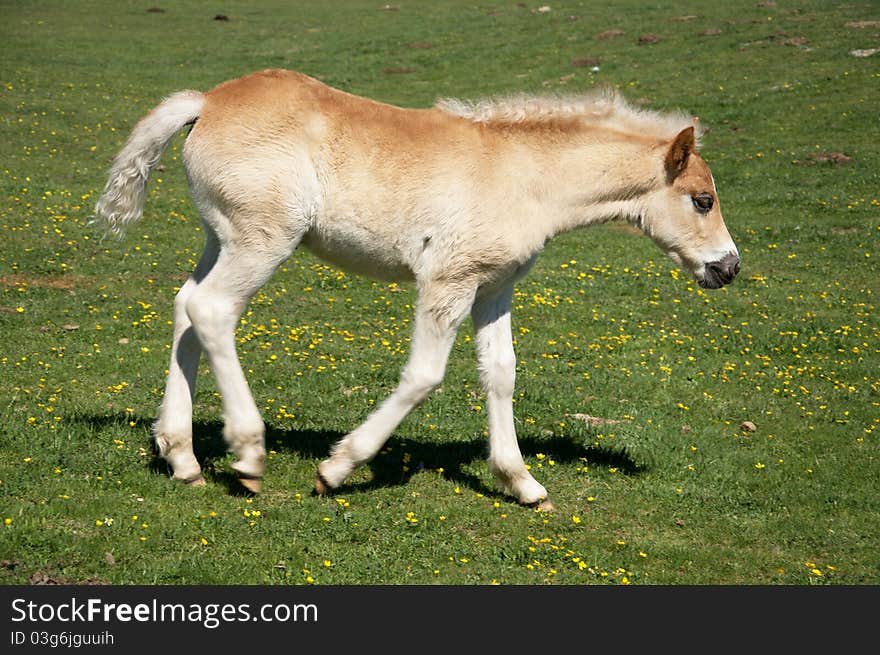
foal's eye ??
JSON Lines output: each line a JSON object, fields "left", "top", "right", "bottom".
{"left": 692, "top": 193, "right": 714, "bottom": 213}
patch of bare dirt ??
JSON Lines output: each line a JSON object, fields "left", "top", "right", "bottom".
{"left": 638, "top": 34, "right": 662, "bottom": 45}
{"left": 740, "top": 31, "right": 809, "bottom": 48}
{"left": 29, "top": 570, "right": 108, "bottom": 585}
{"left": 782, "top": 36, "right": 810, "bottom": 46}
{"left": 0, "top": 274, "right": 85, "bottom": 289}
{"left": 597, "top": 29, "right": 624, "bottom": 40}
{"left": 30, "top": 572, "right": 64, "bottom": 585}
{"left": 793, "top": 151, "right": 852, "bottom": 165}
{"left": 567, "top": 413, "right": 631, "bottom": 427}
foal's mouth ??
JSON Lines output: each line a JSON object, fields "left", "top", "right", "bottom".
{"left": 698, "top": 252, "right": 741, "bottom": 289}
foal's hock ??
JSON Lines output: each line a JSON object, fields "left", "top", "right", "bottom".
{"left": 94, "top": 69, "right": 739, "bottom": 508}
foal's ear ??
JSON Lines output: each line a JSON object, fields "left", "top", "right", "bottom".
{"left": 664, "top": 126, "right": 695, "bottom": 181}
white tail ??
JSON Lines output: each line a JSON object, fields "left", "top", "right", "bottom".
{"left": 93, "top": 90, "right": 204, "bottom": 238}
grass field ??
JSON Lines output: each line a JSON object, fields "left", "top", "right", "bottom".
{"left": 1, "top": 0, "right": 878, "bottom": 585}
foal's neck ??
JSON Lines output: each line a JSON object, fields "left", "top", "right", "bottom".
{"left": 493, "top": 125, "right": 660, "bottom": 245}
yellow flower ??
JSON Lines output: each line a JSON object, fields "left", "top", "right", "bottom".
{"left": 572, "top": 515, "right": 581, "bottom": 525}
{"left": 3, "top": 518, "right": 12, "bottom": 526}
{"left": 200, "top": 537, "right": 208, "bottom": 546}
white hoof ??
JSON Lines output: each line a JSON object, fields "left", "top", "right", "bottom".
{"left": 238, "top": 476, "right": 262, "bottom": 494}
{"left": 528, "top": 497, "right": 555, "bottom": 512}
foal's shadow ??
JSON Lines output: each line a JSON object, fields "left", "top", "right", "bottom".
{"left": 77, "top": 414, "right": 643, "bottom": 500}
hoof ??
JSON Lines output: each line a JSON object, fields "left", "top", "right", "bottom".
{"left": 312, "top": 473, "right": 332, "bottom": 496}
{"left": 185, "top": 474, "right": 206, "bottom": 487}
{"left": 527, "top": 498, "right": 555, "bottom": 512}
{"left": 238, "top": 476, "right": 262, "bottom": 494}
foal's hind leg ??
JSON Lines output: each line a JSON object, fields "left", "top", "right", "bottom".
{"left": 153, "top": 234, "right": 220, "bottom": 484}
{"left": 472, "top": 285, "right": 553, "bottom": 509}
{"left": 185, "top": 236, "right": 298, "bottom": 492}
{"left": 315, "top": 285, "right": 475, "bottom": 493}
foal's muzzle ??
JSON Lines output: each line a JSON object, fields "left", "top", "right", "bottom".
{"left": 699, "top": 252, "right": 741, "bottom": 289}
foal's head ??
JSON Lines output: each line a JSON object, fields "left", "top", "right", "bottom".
{"left": 642, "top": 126, "right": 740, "bottom": 289}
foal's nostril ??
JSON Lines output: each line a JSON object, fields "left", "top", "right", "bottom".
{"left": 705, "top": 252, "right": 740, "bottom": 286}
{"left": 721, "top": 252, "right": 741, "bottom": 280}
{"left": 716, "top": 253, "right": 740, "bottom": 281}
{"left": 707, "top": 261, "right": 725, "bottom": 281}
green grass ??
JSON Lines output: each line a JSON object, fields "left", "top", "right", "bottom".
{"left": 1, "top": 0, "right": 878, "bottom": 585}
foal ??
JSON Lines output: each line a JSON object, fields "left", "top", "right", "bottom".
{"left": 94, "top": 69, "right": 739, "bottom": 509}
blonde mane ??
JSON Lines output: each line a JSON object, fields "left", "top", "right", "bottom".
{"left": 435, "top": 87, "right": 703, "bottom": 143}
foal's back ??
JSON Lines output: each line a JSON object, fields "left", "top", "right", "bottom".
{"left": 184, "top": 69, "right": 492, "bottom": 280}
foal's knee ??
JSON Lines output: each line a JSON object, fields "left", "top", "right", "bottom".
{"left": 185, "top": 292, "right": 235, "bottom": 351}
{"left": 400, "top": 366, "right": 445, "bottom": 404}
{"left": 173, "top": 278, "right": 198, "bottom": 317}
{"left": 479, "top": 350, "right": 516, "bottom": 398}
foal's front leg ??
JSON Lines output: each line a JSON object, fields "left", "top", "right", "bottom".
{"left": 472, "top": 286, "right": 553, "bottom": 510}
{"left": 315, "top": 289, "right": 473, "bottom": 493}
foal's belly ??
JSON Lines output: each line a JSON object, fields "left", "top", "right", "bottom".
{"left": 300, "top": 219, "right": 416, "bottom": 282}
